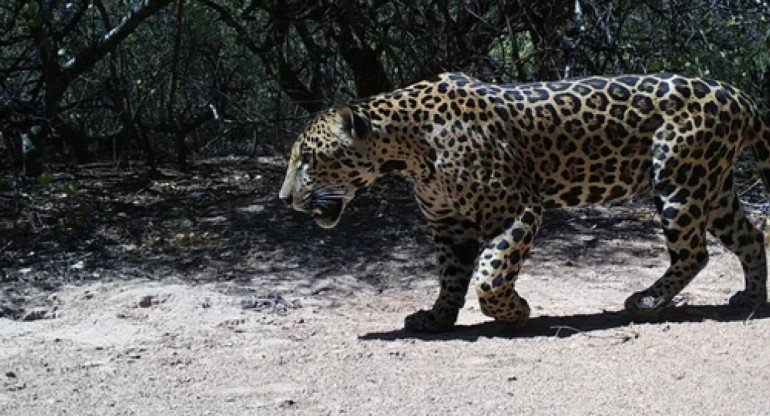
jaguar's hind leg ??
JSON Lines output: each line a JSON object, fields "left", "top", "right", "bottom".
{"left": 708, "top": 178, "right": 767, "bottom": 307}
{"left": 625, "top": 195, "right": 710, "bottom": 311}
{"left": 626, "top": 135, "right": 715, "bottom": 311}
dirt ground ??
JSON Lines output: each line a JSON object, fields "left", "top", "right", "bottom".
{"left": 2, "top": 158, "right": 770, "bottom": 415}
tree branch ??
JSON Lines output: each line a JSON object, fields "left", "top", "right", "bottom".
{"left": 201, "top": 0, "right": 323, "bottom": 113}
{"left": 62, "top": 0, "right": 173, "bottom": 82}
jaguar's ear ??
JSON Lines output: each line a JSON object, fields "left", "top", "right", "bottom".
{"left": 338, "top": 106, "right": 371, "bottom": 140}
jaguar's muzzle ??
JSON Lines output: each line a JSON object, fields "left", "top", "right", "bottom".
{"left": 312, "top": 197, "right": 345, "bottom": 228}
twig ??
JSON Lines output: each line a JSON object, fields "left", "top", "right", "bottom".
{"left": 242, "top": 292, "right": 301, "bottom": 314}
{"left": 551, "top": 325, "right": 581, "bottom": 337}
{"left": 0, "top": 240, "right": 12, "bottom": 255}
{"left": 745, "top": 309, "right": 756, "bottom": 322}
{"left": 738, "top": 178, "right": 762, "bottom": 197}
{"left": 739, "top": 199, "right": 770, "bottom": 211}
{"left": 550, "top": 325, "right": 639, "bottom": 343}
{"left": 45, "top": 252, "right": 93, "bottom": 265}
{"left": 744, "top": 303, "right": 763, "bottom": 323}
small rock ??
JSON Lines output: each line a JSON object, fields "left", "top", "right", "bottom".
{"left": 277, "top": 399, "right": 296, "bottom": 408}
{"left": 5, "top": 371, "right": 16, "bottom": 378}
{"left": 21, "top": 309, "right": 49, "bottom": 321}
{"left": 138, "top": 296, "right": 153, "bottom": 308}
{"left": 241, "top": 293, "right": 301, "bottom": 314}
{"left": 138, "top": 295, "right": 167, "bottom": 308}
{"left": 7, "top": 383, "right": 26, "bottom": 392}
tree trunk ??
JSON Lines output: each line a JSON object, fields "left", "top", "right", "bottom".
{"left": 55, "top": 119, "right": 92, "bottom": 164}
{"left": 168, "top": 0, "right": 187, "bottom": 172}
{"left": 22, "top": 126, "right": 45, "bottom": 178}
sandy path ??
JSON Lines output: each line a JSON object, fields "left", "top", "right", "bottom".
{"left": 2, "top": 242, "right": 770, "bottom": 415}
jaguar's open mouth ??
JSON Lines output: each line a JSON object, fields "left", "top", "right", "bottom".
{"left": 311, "top": 198, "right": 346, "bottom": 229}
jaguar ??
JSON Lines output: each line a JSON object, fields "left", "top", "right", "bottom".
{"left": 279, "top": 72, "right": 770, "bottom": 332}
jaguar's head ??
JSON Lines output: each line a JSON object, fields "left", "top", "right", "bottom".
{"left": 279, "top": 107, "right": 378, "bottom": 228}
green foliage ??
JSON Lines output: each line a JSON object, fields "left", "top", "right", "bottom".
{"left": 37, "top": 172, "right": 53, "bottom": 187}
{"left": 1, "top": 0, "right": 769, "bottom": 172}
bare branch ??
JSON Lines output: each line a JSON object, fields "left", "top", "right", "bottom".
{"left": 62, "top": 0, "right": 173, "bottom": 82}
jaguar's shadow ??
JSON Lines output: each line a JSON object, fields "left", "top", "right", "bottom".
{"left": 359, "top": 304, "right": 770, "bottom": 342}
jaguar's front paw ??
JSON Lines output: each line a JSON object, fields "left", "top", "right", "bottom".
{"left": 624, "top": 291, "right": 669, "bottom": 312}
{"left": 404, "top": 309, "right": 456, "bottom": 333}
{"left": 479, "top": 297, "right": 530, "bottom": 327}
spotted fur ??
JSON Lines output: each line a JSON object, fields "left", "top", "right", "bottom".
{"left": 280, "top": 73, "right": 770, "bottom": 332}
